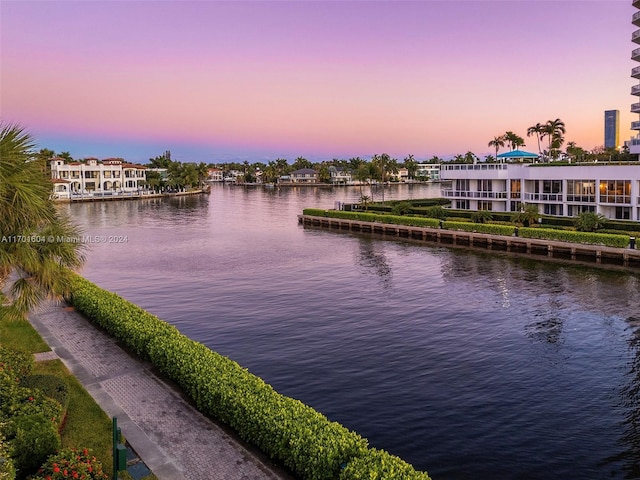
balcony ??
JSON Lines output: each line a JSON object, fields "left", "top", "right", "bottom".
{"left": 634, "top": 10, "right": 640, "bottom": 26}
{"left": 632, "top": 103, "right": 640, "bottom": 114}
{"left": 633, "top": 48, "right": 640, "bottom": 62}
{"left": 632, "top": 85, "right": 640, "bottom": 96}
{"left": 633, "top": 29, "right": 640, "bottom": 44}
{"left": 441, "top": 190, "right": 507, "bottom": 199}
{"left": 635, "top": 0, "right": 640, "bottom": 10}
{"left": 633, "top": 66, "right": 640, "bottom": 79}
{"left": 632, "top": 121, "right": 640, "bottom": 131}
{"left": 524, "top": 193, "right": 563, "bottom": 202}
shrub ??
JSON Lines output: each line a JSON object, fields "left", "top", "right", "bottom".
{"left": 391, "top": 201, "right": 412, "bottom": 215}
{"left": 3, "top": 414, "right": 60, "bottom": 479}
{"left": 519, "top": 227, "right": 630, "bottom": 248}
{"left": 0, "top": 348, "right": 34, "bottom": 382}
{"left": 0, "top": 426, "right": 15, "bottom": 480}
{"left": 0, "top": 383, "right": 63, "bottom": 429}
{"left": 340, "top": 449, "right": 431, "bottom": 480}
{"left": 574, "top": 211, "right": 607, "bottom": 232}
{"left": 423, "top": 206, "right": 448, "bottom": 220}
{"left": 470, "top": 210, "right": 493, "bottom": 224}
{"left": 32, "top": 447, "right": 108, "bottom": 480}
{"left": 22, "top": 375, "right": 69, "bottom": 420}
{"left": 443, "top": 221, "right": 515, "bottom": 236}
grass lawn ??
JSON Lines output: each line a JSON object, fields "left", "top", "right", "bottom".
{"left": 34, "top": 359, "right": 113, "bottom": 477}
{"left": 0, "top": 317, "right": 50, "bottom": 353}
{"left": 0, "top": 317, "right": 113, "bottom": 477}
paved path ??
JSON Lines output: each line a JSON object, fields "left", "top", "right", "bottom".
{"left": 29, "top": 299, "right": 295, "bottom": 480}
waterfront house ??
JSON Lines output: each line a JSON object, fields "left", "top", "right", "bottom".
{"left": 50, "top": 157, "right": 147, "bottom": 199}
{"left": 440, "top": 162, "right": 640, "bottom": 221}
{"left": 416, "top": 163, "right": 441, "bottom": 181}
{"left": 329, "top": 166, "right": 352, "bottom": 185}
{"left": 207, "top": 168, "right": 224, "bottom": 182}
{"left": 289, "top": 168, "right": 318, "bottom": 183}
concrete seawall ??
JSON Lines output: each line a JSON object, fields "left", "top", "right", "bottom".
{"left": 298, "top": 214, "right": 640, "bottom": 269}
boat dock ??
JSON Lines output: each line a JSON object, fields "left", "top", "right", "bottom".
{"left": 298, "top": 214, "right": 640, "bottom": 268}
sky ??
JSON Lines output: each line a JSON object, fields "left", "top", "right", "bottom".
{"left": 0, "top": 0, "right": 635, "bottom": 164}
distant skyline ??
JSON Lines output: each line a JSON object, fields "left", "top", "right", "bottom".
{"left": 1, "top": 0, "right": 634, "bottom": 163}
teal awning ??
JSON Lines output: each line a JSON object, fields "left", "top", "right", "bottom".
{"left": 497, "top": 150, "right": 539, "bottom": 158}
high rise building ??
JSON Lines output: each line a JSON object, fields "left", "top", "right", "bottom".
{"left": 605, "top": 110, "right": 620, "bottom": 149}
{"left": 631, "top": 0, "right": 640, "bottom": 154}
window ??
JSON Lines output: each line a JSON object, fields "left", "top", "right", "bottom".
{"left": 616, "top": 206, "right": 631, "bottom": 220}
{"left": 600, "top": 180, "right": 631, "bottom": 204}
{"left": 104, "top": 171, "right": 111, "bottom": 178}
{"left": 478, "top": 201, "right": 492, "bottom": 211}
{"left": 543, "top": 204, "right": 563, "bottom": 216}
{"left": 455, "top": 179, "right": 469, "bottom": 191}
{"left": 510, "top": 201, "right": 521, "bottom": 212}
{"left": 567, "top": 205, "right": 595, "bottom": 216}
{"left": 477, "top": 179, "right": 492, "bottom": 192}
{"left": 567, "top": 180, "right": 595, "bottom": 202}
{"left": 456, "top": 200, "right": 469, "bottom": 210}
{"left": 543, "top": 180, "right": 562, "bottom": 194}
{"left": 510, "top": 180, "right": 521, "bottom": 199}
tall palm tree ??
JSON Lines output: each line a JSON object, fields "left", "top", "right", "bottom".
{"left": 527, "top": 123, "right": 544, "bottom": 155}
{"left": 541, "top": 118, "right": 566, "bottom": 160}
{"left": 503, "top": 131, "right": 525, "bottom": 151}
{"left": 0, "top": 123, "right": 85, "bottom": 321}
{"left": 488, "top": 136, "right": 505, "bottom": 160}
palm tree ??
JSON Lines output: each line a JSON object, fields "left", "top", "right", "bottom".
{"left": 541, "top": 118, "right": 566, "bottom": 160}
{"left": 488, "top": 136, "right": 506, "bottom": 160}
{"left": 527, "top": 123, "right": 544, "bottom": 155}
{"left": 503, "top": 131, "right": 525, "bottom": 151}
{"left": 403, "top": 154, "right": 417, "bottom": 180}
{"left": 513, "top": 203, "right": 540, "bottom": 227}
{"left": 0, "top": 123, "right": 85, "bottom": 321}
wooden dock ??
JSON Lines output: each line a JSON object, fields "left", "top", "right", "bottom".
{"left": 298, "top": 214, "right": 640, "bottom": 269}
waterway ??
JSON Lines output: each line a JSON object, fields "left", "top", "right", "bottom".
{"left": 62, "top": 184, "right": 640, "bottom": 479}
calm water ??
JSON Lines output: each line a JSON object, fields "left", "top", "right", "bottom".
{"left": 62, "top": 184, "right": 640, "bottom": 479}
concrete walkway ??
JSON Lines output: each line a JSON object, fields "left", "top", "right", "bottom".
{"left": 29, "top": 299, "right": 295, "bottom": 480}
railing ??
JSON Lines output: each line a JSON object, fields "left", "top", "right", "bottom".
{"left": 632, "top": 103, "right": 640, "bottom": 113}
{"left": 632, "top": 85, "right": 640, "bottom": 96}
{"left": 440, "top": 164, "right": 507, "bottom": 171}
{"left": 632, "top": 47, "right": 640, "bottom": 60}
{"left": 632, "top": 66, "right": 640, "bottom": 78}
{"left": 566, "top": 195, "right": 596, "bottom": 203}
{"left": 441, "top": 190, "right": 507, "bottom": 199}
{"left": 632, "top": 121, "right": 640, "bottom": 131}
{"left": 600, "top": 196, "right": 631, "bottom": 205}
{"left": 524, "top": 193, "right": 563, "bottom": 202}
{"left": 634, "top": 11, "right": 640, "bottom": 24}
{"left": 632, "top": 29, "right": 640, "bottom": 43}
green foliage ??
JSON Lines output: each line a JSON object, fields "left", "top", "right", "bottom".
{"left": 443, "top": 221, "right": 515, "bottom": 236}
{"left": 340, "top": 449, "right": 431, "bottom": 480}
{"left": 423, "top": 206, "right": 448, "bottom": 220}
{"left": 0, "top": 347, "right": 34, "bottom": 381}
{"left": 470, "top": 210, "right": 493, "bottom": 224}
{"left": 0, "top": 426, "right": 15, "bottom": 480}
{"left": 67, "top": 276, "right": 426, "bottom": 480}
{"left": 519, "top": 227, "right": 630, "bottom": 248}
{"left": 513, "top": 204, "right": 540, "bottom": 227}
{"left": 3, "top": 414, "right": 60, "bottom": 479}
{"left": 574, "top": 211, "right": 607, "bottom": 232}
{"left": 391, "top": 201, "right": 412, "bottom": 216}
{"left": 31, "top": 447, "right": 108, "bottom": 480}
{"left": 22, "top": 375, "right": 69, "bottom": 418}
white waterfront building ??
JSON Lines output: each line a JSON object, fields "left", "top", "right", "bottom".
{"left": 440, "top": 162, "right": 640, "bottom": 221}
{"left": 50, "top": 157, "right": 147, "bottom": 199}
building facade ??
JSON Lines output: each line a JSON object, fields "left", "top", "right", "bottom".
{"left": 605, "top": 110, "right": 620, "bottom": 149}
{"left": 50, "top": 157, "right": 147, "bottom": 199}
{"left": 440, "top": 163, "right": 640, "bottom": 221}
{"left": 631, "top": 0, "right": 640, "bottom": 154}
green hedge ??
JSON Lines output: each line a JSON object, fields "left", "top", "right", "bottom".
{"left": 67, "top": 275, "right": 430, "bottom": 480}
{"left": 302, "top": 209, "right": 440, "bottom": 228}
{"left": 340, "top": 448, "right": 431, "bottom": 480}
{"left": 518, "top": 227, "right": 630, "bottom": 248}
{"left": 443, "top": 221, "right": 515, "bottom": 236}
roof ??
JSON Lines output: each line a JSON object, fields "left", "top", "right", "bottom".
{"left": 497, "top": 150, "right": 539, "bottom": 159}
{"left": 290, "top": 168, "right": 317, "bottom": 175}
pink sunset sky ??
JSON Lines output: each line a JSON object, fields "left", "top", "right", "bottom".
{"left": 0, "top": 0, "right": 635, "bottom": 163}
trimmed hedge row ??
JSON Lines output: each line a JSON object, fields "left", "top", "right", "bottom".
{"left": 443, "top": 221, "right": 515, "bottom": 236}
{"left": 518, "top": 227, "right": 630, "bottom": 248}
{"left": 303, "top": 209, "right": 632, "bottom": 248}
{"left": 67, "top": 275, "right": 431, "bottom": 480}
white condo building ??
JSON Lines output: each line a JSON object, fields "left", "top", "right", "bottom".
{"left": 631, "top": 0, "right": 640, "bottom": 154}
{"left": 440, "top": 163, "right": 640, "bottom": 221}
{"left": 50, "top": 157, "right": 147, "bottom": 199}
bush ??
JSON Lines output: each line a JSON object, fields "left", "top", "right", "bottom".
{"left": 391, "top": 201, "right": 412, "bottom": 215}
{"left": 0, "top": 427, "right": 15, "bottom": 480}
{"left": 423, "top": 206, "right": 448, "bottom": 220}
{"left": 0, "top": 348, "right": 34, "bottom": 382}
{"left": 22, "top": 375, "right": 69, "bottom": 420}
{"left": 470, "top": 210, "right": 493, "bottom": 224}
{"left": 3, "top": 414, "right": 60, "bottom": 479}
{"left": 574, "top": 211, "right": 607, "bottom": 232}
{"left": 32, "top": 447, "right": 108, "bottom": 480}
{"left": 443, "top": 221, "right": 515, "bottom": 236}
{"left": 519, "top": 227, "right": 630, "bottom": 248}
{"left": 340, "top": 449, "right": 431, "bottom": 480}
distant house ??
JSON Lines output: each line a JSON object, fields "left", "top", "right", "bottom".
{"left": 328, "top": 166, "right": 352, "bottom": 185}
{"left": 50, "top": 157, "right": 147, "bottom": 199}
{"left": 416, "top": 163, "right": 441, "bottom": 181}
{"left": 208, "top": 168, "right": 224, "bottom": 182}
{"left": 289, "top": 168, "right": 318, "bottom": 183}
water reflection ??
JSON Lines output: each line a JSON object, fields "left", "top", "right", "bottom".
{"left": 357, "top": 238, "right": 393, "bottom": 289}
